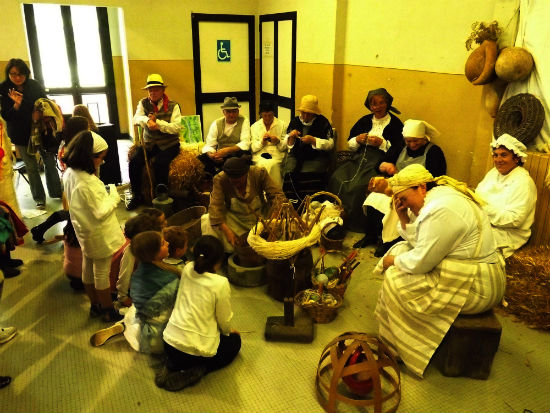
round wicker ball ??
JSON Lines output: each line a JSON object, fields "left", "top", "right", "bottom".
{"left": 495, "top": 47, "right": 534, "bottom": 82}
{"left": 494, "top": 93, "right": 545, "bottom": 145}
{"left": 315, "top": 332, "right": 401, "bottom": 413}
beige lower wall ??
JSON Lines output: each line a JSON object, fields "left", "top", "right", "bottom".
{"left": 296, "top": 62, "right": 495, "bottom": 185}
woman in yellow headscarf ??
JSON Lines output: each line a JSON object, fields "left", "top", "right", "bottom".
{"left": 374, "top": 164, "right": 505, "bottom": 378}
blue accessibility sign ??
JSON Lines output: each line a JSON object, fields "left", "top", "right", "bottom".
{"left": 217, "top": 40, "right": 231, "bottom": 62}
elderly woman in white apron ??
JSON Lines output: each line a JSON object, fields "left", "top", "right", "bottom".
{"left": 250, "top": 101, "right": 288, "bottom": 186}
{"left": 354, "top": 119, "right": 446, "bottom": 255}
{"left": 201, "top": 155, "right": 285, "bottom": 252}
{"left": 475, "top": 134, "right": 537, "bottom": 258}
{"left": 374, "top": 164, "right": 505, "bottom": 378}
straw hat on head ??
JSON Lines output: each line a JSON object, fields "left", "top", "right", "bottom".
{"left": 220, "top": 97, "right": 241, "bottom": 110}
{"left": 402, "top": 119, "right": 440, "bottom": 141}
{"left": 142, "top": 74, "right": 167, "bottom": 89}
{"left": 298, "top": 95, "right": 321, "bottom": 115}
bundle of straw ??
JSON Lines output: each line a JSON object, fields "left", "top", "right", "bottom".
{"left": 502, "top": 246, "right": 550, "bottom": 330}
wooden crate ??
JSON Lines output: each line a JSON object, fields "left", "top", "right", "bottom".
{"left": 523, "top": 151, "right": 550, "bottom": 247}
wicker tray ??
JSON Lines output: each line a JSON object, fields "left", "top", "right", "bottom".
{"left": 295, "top": 290, "right": 343, "bottom": 323}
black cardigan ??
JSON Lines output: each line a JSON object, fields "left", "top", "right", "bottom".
{"left": 0, "top": 78, "right": 47, "bottom": 146}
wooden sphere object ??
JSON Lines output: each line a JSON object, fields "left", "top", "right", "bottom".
{"left": 315, "top": 332, "right": 401, "bottom": 413}
{"left": 495, "top": 47, "right": 534, "bottom": 82}
{"left": 465, "top": 40, "right": 498, "bottom": 85}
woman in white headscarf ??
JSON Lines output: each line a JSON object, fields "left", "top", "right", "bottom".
{"left": 475, "top": 134, "right": 537, "bottom": 258}
{"left": 354, "top": 119, "right": 446, "bottom": 253}
{"left": 374, "top": 164, "right": 505, "bottom": 378}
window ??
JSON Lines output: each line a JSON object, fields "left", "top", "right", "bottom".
{"left": 23, "top": 3, "right": 119, "bottom": 130}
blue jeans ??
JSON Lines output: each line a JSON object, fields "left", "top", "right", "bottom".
{"left": 16, "top": 145, "right": 63, "bottom": 204}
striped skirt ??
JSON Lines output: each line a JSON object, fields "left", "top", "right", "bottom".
{"left": 374, "top": 246, "right": 506, "bottom": 377}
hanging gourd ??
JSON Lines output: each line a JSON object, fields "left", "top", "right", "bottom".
{"left": 495, "top": 46, "right": 534, "bottom": 82}
{"left": 464, "top": 21, "right": 502, "bottom": 85}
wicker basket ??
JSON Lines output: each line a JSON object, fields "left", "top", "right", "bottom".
{"left": 320, "top": 223, "right": 344, "bottom": 251}
{"left": 295, "top": 290, "right": 343, "bottom": 323}
{"left": 494, "top": 93, "right": 545, "bottom": 145}
{"left": 311, "top": 250, "right": 350, "bottom": 298}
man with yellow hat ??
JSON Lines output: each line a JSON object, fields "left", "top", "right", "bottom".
{"left": 282, "top": 94, "right": 334, "bottom": 200}
{"left": 373, "top": 164, "right": 505, "bottom": 379}
{"left": 128, "top": 74, "right": 182, "bottom": 210}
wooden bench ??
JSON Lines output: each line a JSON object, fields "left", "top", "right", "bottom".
{"left": 432, "top": 309, "right": 502, "bottom": 379}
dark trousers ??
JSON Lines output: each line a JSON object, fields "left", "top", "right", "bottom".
{"left": 128, "top": 143, "right": 180, "bottom": 197}
{"left": 197, "top": 150, "right": 250, "bottom": 176}
{"left": 164, "top": 333, "right": 241, "bottom": 373}
{"left": 365, "top": 206, "right": 384, "bottom": 237}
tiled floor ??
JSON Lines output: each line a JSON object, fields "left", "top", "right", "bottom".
{"left": 1, "top": 145, "right": 549, "bottom": 412}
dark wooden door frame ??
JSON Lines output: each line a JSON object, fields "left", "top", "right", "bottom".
{"left": 191, "top": 13, "right": 256, "bottom": 125}
{"left": 259, "top": 12, "right": 297, "bottom": 120}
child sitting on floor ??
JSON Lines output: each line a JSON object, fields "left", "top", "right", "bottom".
{"left": 90, "top": 230, "right": 186, "bottom": 352}
{"left": 156, "top": 235, "right": 241, "bottom": 392}
{"left": 111, "top": 212, "right": 164, "bottom": 308}
{"left": 161, "top": 226, "right": 188, "bottom": 272}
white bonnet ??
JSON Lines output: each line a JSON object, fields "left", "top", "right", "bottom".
{"left": 91, "top": 131, "right": 108, "bottom": 154}
{"left": 402, "top": 119, "right": 440, "bottom": 142}
{"left": 491, "top": 134, "right": 527, "bottom": 163}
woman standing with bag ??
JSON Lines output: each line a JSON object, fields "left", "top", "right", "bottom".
{"left": 63, "top": 130, "right": 125, "bottom": 321}
{"left": 0, "top": 58, "right": 62, "bottom": 208}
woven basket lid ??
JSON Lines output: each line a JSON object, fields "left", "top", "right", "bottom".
{"left": 494, "top": 93, "right": 545, "bottom": 145}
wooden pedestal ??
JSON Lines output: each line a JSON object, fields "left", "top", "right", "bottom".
{"left": 433, "top": 310, "right": 502, "bottom": 380}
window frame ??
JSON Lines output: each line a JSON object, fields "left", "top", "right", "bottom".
{"left": 23, "top": 4, "right": 120, "bottom": 134}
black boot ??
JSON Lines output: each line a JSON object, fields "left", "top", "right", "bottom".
{"left": 353, "top": 207, "right": 384, "bottom": 249}
{"left": 0, "top": 266, "right": 20, "bottom": 278}
{"left": 31, "top": 210, "right": 70, "bottom": 243}
{"left": 374, "top": 237, "right": 403, "bottom": 257}
{"left": 0, "top": 251, "right": 23, "bottom": 268}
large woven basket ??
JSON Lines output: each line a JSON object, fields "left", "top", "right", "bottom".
{"left": 311, "top": 250, "right": 350, "bottom": 298}
{"left": 494, "top": 93, "right": 545, "bottom": 145}
{"left": 295, "top": 290, "right": 343, "bottom": 323}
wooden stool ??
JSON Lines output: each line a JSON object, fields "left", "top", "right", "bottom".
{"left": 432, "top": 310, "right": 502, "bottom": 379}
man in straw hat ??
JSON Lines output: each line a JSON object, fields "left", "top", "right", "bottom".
{"left": 128, "top": 74, "right": 182, "bottom": 210}
{"left": 199, "top": 97, "right": 251, "bottom": 176}
{"left": 282, "top": 94, "right": 334, "bottom": 200}
{"left": 201, "top": 154, "right": 284, "bottom": 252}
{"left": 373, "top": 164, "right": 505, "bottom": 378}
{"left": 475, "top": 133, "right": 537, "bottom": 258}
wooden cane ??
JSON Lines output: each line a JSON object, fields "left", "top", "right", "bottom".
{"left": 138, "top": 126, "right": 154, "bottom": 201}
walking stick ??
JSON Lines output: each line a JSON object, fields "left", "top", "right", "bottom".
{"left": 138, "top": 126, "right": 154, "bottom": 201}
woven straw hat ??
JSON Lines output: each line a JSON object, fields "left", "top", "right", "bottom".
{"left": 298, "top": 95, "right": 321, "bottom": 115}
{"left": 142, "top": 74, "right": 166, "bottom": 89}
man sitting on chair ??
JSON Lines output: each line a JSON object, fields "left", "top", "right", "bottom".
{"left": 198, "top": 97, "right": 251, "bottom": 176}
{"left": 128, "top": 74, "right": 182, "bottom": 210}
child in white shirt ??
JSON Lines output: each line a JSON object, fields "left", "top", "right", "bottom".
{"left": 157, "top": 235, "right": 241, "bottom": 392}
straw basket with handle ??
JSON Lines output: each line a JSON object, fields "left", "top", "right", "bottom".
{"left": 311, "top": 249, "right": 350, "bottom": 298}
{"left": 295, "top": 290, "right": 343, "bottom": 324}
{"left": 303, "top": 191, "right": 344, "bottom": 250}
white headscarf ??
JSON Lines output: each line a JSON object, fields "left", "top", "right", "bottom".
{"left": 91, "top": 131, "right": 108, "bottom": 154}
{"left": 491, "top": 134, "right": 527, "bottom": 163}
{"left": 402, "top": 119, "right": 440, "bottom": 141}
